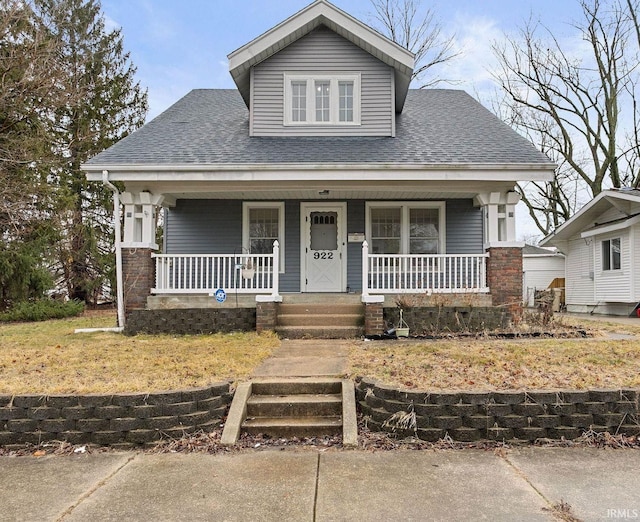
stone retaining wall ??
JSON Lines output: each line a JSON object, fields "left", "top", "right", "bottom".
{"left": 0, "top": 383, "right": 231, "bottom": 448}
{"left": 125, "top": 308, "right": 255, "bottom": 335}
{"left": 384, "top": 306, "right": 509, "bottom": 334}
{"left": 356, "top": 378, "right": 640, "bottom": 441}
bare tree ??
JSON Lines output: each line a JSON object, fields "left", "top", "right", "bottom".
{"left": 370, "top": 0, "right": 459, "bottom": 88}
{"left": 492, "top": 0, "right": 640, "bottom": 234}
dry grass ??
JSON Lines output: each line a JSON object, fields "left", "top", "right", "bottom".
{"left": 348, "top": 335, "right": 640, "bottom": 391}
{"left": 0, "top": 311, "right": 279, "bottom": 394}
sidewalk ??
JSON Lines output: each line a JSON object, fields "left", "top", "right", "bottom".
{"left": 1, "top": 447, "right": 639, "bottom": 521}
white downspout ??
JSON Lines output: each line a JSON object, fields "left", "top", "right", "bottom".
{"left": 102, "top": 170, "right": 126, "bottom": 329}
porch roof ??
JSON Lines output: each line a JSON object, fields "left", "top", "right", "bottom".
{"left": 84, "top": 89, "right": 555, "bottom": 179}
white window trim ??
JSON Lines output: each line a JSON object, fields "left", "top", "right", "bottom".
{"left": 242, "top": 202, "right": 285, "bottom": 272}
{"left": 284, "top": 73, "right": 361, "bottom": 126}
{"left": 365, "top": 201, "right": 446, "bottom": 254}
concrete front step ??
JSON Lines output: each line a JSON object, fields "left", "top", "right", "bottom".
{"left": 246, "top": 393, "right": 342, "bottom": 417}
{"left": 278, "top": 303, "right": 364, "bottom": 315}
{"left": 275, "top": 326, "right": 364, "bottom": 339}
{"left": 251, "top": 378, "right": 342, "bottom": 395}
{"left": 277, "top": 313, "right": 363, "bottom": 327}
{"left": 242, "top": 415, "right": 343, "bottom": 437}
{"left": 280, "top": 293, "right": 363, "bottom": 305}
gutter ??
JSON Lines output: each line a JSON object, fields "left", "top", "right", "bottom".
{"left": 101, "top": 170, "right": 126, "bottom": 329}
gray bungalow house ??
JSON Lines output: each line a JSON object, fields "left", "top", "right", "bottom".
{"left": 83, "top": 0, "right": 555, "bottom": 335}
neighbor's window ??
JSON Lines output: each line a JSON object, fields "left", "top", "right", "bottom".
{"left": 243, "top": 202, "right": 285, "bottom": 271}
{"left": 367, "top": 203, "right": 445, "bottom": 255}
{"left": 602, "top": 237, "right": 621, "bottom": 271}
{"left": 284, "top": 74, "right": 360, "bottom": 125}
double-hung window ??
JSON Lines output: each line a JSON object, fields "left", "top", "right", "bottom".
{"left": 602, "top": 237, "right": 621, "bottom": 271}
{"left": 367, "top": 202, "right": 445, "bottom": 255}
{"left": 284, "top": 74, "right": 360, "bottom": 125}
{"left": 243, "top": 202, "right": 285, "bottom": 272}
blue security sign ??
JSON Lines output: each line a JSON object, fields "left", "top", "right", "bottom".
{"left": 214, "top": 288, "right": 227, "bottom": 303}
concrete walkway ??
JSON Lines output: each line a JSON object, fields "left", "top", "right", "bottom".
{"left": 1, "top": 447, "right": 639, "bottom": 521}
{"left": 252, "top": 339, "right": 354, "bottom": 378}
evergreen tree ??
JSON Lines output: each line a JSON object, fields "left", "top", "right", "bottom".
{"left": 0, "top": 1, "right": 61, "bottom": 306}
{"left": 35, "top": 0, "right": 147, "bottom": 304}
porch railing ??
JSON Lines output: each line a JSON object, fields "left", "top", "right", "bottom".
{"left": 362, "top": 241, "right": 489, "bottom": 294}
{"left": 152, "top": 241, "right": 280, "bottom": 295}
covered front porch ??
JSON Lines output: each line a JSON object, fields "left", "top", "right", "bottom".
{"left": 109, "top": 177, "right": 527, "bottom": 335}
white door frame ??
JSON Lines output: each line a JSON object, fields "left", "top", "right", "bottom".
{"left": 300, "top": 202, "right": 348, "bottom": 292}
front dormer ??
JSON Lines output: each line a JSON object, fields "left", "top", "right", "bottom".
{"left": 227, "top": 0, "right": 414, "bottom": 137}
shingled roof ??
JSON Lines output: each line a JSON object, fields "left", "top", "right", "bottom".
{"left": 85, "top": 88, "right": 554, "bottom": 169}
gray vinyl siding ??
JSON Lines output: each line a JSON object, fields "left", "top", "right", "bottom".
{"left": 445, "top": 199, "right": 484, "bottom": 254}
{"left": 252, "top": 26, "right": 394, "bottom": 136}
{"left": 164, "top": 198, "right": 482, "bottom": 293}
{"left": 165, "top": 200, "right": 242, "bottom": 254}
{"left": 347, "top": 200, "right": 365, "bottom": 291}
{"left": 282, "top": 200, "right": 300, "bottom": 292}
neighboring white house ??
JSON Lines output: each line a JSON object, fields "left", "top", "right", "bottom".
{"left": 541, "top": 188, "right": 640, "bottom": 316}
{"left": 522, "top": 244, "right": 565, "bottom": 307}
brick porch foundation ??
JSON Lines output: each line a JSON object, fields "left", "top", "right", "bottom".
{"left": 486, "top": 246, "right": 523, "bottom": 319}
{"left": 122, "top": 248, "right": 155, "bottom": 313}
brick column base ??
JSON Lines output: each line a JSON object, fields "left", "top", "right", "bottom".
{"left": 364, "top": 302, "right": 384, "bottom": 336}
{"left": 487, "top": 246, "right": 523, "bottom": 320}
{"left": 256, "top": 301, "right": 277, "bottom": 333}
{"left": 122, "top": 248, "right": 155, "bottom": 313}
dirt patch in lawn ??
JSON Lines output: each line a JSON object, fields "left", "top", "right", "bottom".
{"left": 0, "top": 312, "right": 279, "bottom": 394}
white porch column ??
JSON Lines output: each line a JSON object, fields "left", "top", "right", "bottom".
{"left": 120, "top": 191, "right": 164, "bottom": 249}
{"left": 475, "top": 191, "right": 522, "bottom": 248}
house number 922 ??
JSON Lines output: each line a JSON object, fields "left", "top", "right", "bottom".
{"left": 313, "top": 251, "right": 333, "bottom": 260}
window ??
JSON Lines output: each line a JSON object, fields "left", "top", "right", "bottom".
{"left": 367, "top": 202, "right": 445, "bottom": 254}
{"left": 315, "top": 80, "right": 330, "bottom": 122}
{"left": 339, "top": 81, "right": 354, "bottom": 122}
{"left": 243, "top": 202, "right": 285, "bottom": 271}
{"left": 409, "top": 208, "right": 439, "bottom": 254}
{"left": 291, "top": 81, "right": 307, "bottom": 122}
{"left": 602, "top": 238, "right": 621, "bottom": 271}
{"left": 371, "top": 208, "right": 401, "bottom": 254}
{"left": 284, "top": 74, "right": 360, "bottom": 125}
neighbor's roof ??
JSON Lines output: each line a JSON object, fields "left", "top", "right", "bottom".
{"left": 523, "top": 244, "right": 563, "bottom": 256}
{"left": 227, "top": 0, "right": 414, "bottom": 112}
{"left": 541, "top": 188, "right": 640, "bottom": 246}
{"left": 84, "top": 89, "right": 555, "bottom": 171}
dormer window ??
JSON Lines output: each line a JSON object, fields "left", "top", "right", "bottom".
{"left": 284, "top": 73, "right": 360, "bottom": 125}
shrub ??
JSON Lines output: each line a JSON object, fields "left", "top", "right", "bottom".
{"left": 0, "top": 299, "right": 85, "bottom": 322}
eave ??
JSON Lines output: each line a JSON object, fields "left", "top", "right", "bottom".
{"left": 84, "top": 163, "right": 556, "bottom": 183}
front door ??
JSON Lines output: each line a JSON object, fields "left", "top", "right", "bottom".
{"left": 301, "top": 203, "right": 346, "bottom": 292}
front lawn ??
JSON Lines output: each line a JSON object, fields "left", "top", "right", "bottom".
{"left": 348, "top": 336, "right": 640, "bottom": 390}
{"left": 0, "top": 311, "right": 279, "bottom": 394}
{"left": 2, "top": 311, "right": 639, "bottom": 395}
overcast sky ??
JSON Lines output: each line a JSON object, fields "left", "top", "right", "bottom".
{"left": 100, "top": 0, "right": 587, "bottom": 241}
